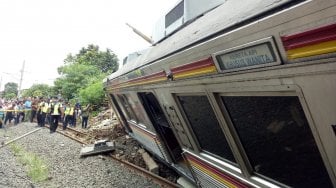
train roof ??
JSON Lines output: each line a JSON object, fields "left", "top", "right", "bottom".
{"left": 105, "top": 0, "right": 296, "bottom": 82}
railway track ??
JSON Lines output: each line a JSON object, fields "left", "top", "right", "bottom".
{"left": 45, "top": 124, "right": 180, "bottom": 188}
{"left": 44, "top": 124, "right": 90, "bottom": 144}
{"left": 61, "top": 126, "right": 90, "bottom": 144}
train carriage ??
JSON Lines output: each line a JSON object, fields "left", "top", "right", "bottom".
{"left": 104, "top": 0, "right": 336, "bottom": 187}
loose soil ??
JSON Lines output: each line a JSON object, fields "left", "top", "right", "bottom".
{"left": 85, "top": 110, "right": 179, "bottom": 184}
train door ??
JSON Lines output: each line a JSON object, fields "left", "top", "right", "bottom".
{"left": 138, "top": 92, "right": 183, "bottom": 163}
{"left": 110, "top": 94, "right": 132, "bottom": 133}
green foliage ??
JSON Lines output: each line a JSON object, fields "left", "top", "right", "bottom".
{"left": 65, "top": 44, "right": 119, "bottom": 74}
{"left": 3, "top": 82, "right": 18, "bottom": 99}
{"left": 79, "top": 80, "right": 105, "bottom": 107}
{"left": 10, "top": 143, "right": 49, "bottom": 182}
{"left": 90, "top": 110, "right": 99, "bottom": 117}
{"left": 33, "top": 90, "right": 43, "bottom": 97}
{"left": 56, "top": 44, "right": 118, "bottom": 104}
{"left": 21, "top": 84, "right": 55, "bottom": 98}
{"left": 55, "top": 64, "right": 102, "bottom": 100}
{"left": 4, "top": 93, "right": 16, "bottom": 100}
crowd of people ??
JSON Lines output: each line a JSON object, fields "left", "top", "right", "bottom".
{"left": 0, "top": 97, "right": 90, "bottom": 133}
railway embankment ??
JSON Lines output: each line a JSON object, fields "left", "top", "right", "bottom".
{"left": 0, "top": 123, "right": 164, "bottom": 188}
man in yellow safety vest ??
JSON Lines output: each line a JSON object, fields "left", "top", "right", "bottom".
{"left": 63, "top": 102, "right": 75, "bottom": 130}
{"left": 50, "top": 98, "right": 63, "bottom": 133}
{"left": 40, "top": 98, "right": 50, "bottom": 127}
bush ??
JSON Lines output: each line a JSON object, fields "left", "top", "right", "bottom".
{"left": 79, "top": 80, "right": 105, "bottom": 107}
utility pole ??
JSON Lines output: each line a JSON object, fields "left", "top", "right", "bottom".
{"left": 18, "top": 60, "right": 25, "bottom": 98}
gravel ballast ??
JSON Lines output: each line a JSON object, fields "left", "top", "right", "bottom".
{"left": 0, "top": 122, "right": 161, "bottom": 188}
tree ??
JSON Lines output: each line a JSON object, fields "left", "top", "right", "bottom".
{"left": 10, "top": 44, "right": 118, "bottom": 110}
{"left": 64, "top": 44, "right": 119, "bottom": 74}
{"left": 79, "top": 79, "right": 105, "bottom": 107}
{"left": 55, "top": 44, "right": 119, "bottom": 106}
{"left": 21, "top": 84, "right": 55, "bottom": 98}
{"left": 55, "top": 63, "right": 102, "bottom": 100}
{"left": 3, "top": 82, "right": 18, "bottom": 99}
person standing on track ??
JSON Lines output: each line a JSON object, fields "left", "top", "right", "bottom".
{"left": 30, "top": 97, "right": 39, "bottom": 123}
{"left": 0, "top": 105, "right": 4, "bottom": 128}
{"left": 50, "top": 98, "right": 63, "bottom": 133}
{"left": 24, "top": 97, "right": 32, "bottom": 122}
{"left": 18, "top": 101, "right": 25, "bottom": 122}
{"left": 74, "top": 101, "right": 81, "bottom": 127}
{"left": 40, "top": 98, "right": 50, "bottom": 127}
{"left": 36, "top": 97, "right": 45, "bottom": 126}
{"left": 14, "top": 101, "right": 20, "bottom": 125}
{"left": 81, "top": 104, "right": 90, "bottom": 129}
{"left": 4, "top": 102, "right": 15, "bottom": 126}
{"left": 63, "top": 102, "right": 75, "bottom": 130}
{"left": 0, "top": 105, "right": 4, "bottom": 121}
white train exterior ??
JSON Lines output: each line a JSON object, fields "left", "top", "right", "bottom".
{"left": 104, "top": 0, "right": 336, "bottom": 187}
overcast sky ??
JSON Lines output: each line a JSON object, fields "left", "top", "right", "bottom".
{"left": 0, "top": 0, "right": 176, "bottom": 90}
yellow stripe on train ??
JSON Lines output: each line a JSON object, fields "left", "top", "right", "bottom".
{"left": 189, "top": 159, "right": 237, "bottom": 188}
{"left": 173, "top": 66, "right": 217, "bottom": 80}
{"left": 287, "top": 40, "right": 336, "bottom": 60}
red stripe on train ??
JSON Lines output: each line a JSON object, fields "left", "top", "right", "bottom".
{"left": 186, "top": 154, "right": 250, "bottom": 188}
{"left": 281, "top": 23, "right": 336, "bottom": 50}
{"left": 170, "top": 57, "right": 214, "bottom": 74}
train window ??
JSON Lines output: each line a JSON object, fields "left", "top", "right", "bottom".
{"left": 177, "top": 95, "right": 236, "bottom": 164}
{"left": 222, "top": 96, "right": 332, "bottom": 187}
{"left": 117, "top": 94, "right": 137, "bottom": 122}
{"left": 165, "top": 0, "right": 184, "bottom": 28}
{"left": 124, "top": 94, "right": 149, "bottom": 125}
{"left": 110, "top": 94, "right": 132, "bottom": 133}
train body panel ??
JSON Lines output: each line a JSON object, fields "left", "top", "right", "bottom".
{"left": 105, "top": 0, "right": 336, "bottom": 187}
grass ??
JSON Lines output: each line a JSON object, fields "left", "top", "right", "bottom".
{"left": 9, "top": 143, "right": 49, "bottom": 182}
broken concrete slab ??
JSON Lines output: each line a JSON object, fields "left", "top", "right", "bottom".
{"left": 80, "top": 140, "right": 115, "bottom": 157}
{"left": 141, "top": 151, "right": 159, "bottom": 174}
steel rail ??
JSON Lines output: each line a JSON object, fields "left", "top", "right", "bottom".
{"left": 45, "top": 124, "right": 180, "bottom": 188}
{"left": 109, "top": 153, "right": 180, "bottom": 188}
{"left": 0, "top": 128, "right": 43, "bottom": 148}
{"left": 44, "top": 124, "right": 88, "bottom": 144}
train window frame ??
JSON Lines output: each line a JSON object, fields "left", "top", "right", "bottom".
{"left": 135, "top": 90, "right": 179, "bottom": 134}
{"left": 213, "top": 87, "right": 333, "bottom": 187}
{"left": 212, "top": 37, "right": 282, "bottom": 73}
{"left": 174, "top": 92, "right": 238, "bottom": 165}
{"left": 123, "top": 93, "right": 151, "bottom": 127}
{"left": 109, "top": 94, "right": 133, "bottom": 133}
{"left": 114, "top": 94, "right": 131, "bottom": 121}
{"left": 116, "top": 93, "right": 138, "bottom": 123}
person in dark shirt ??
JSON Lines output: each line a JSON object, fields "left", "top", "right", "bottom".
{"left": 30, "top": 97, "right": 39, "bottom": 123}
{"left": 81, "top": 104, "right": 90, "bottom": 129}
{"left": 4, "top": 103, "right": 15, "bottom": 125}
{"left": 0, "top": 105, "right": 4, "bottom": 128}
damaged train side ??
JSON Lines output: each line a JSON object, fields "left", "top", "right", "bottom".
{"left": 104, "top": 0, "right": 336, "bottom": 187}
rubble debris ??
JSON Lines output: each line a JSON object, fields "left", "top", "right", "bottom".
{"left": 177, "top": 177, "right": 196, "bottom": 188}
{"left": 141, "top": 150, "right": 159, "bottom": 174}
{"left": 86, "top": 107, "right": 179, "bottom": 183}
{"left": 80, "top": 140, "right": 115, "bottom": 157}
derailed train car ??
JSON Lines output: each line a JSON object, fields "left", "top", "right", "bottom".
{"left": 104, "top": 0, "right": 336, "bottom": 187}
